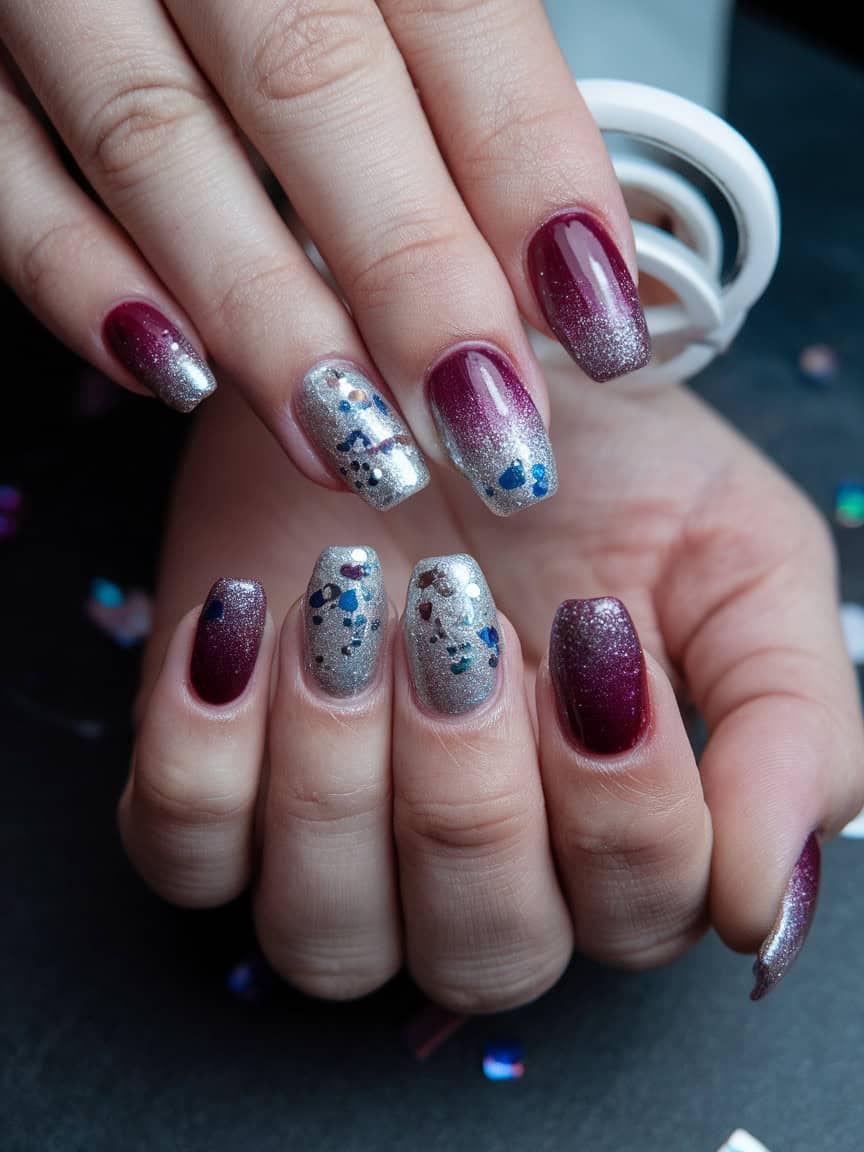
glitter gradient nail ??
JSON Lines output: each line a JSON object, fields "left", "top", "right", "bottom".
{"left": 751, "top": 833, "right": 820, "bottom": 1001}
{"left": 404, "top": 554, "right": 500, "bottom": 715}
{"left": 549, "top": 597, "right": 648, "bottom": 754}
{"left": 527, "top": 211, "right": 651, "bottom": 382}
{"left": 298, "top": 362, "right": 429, "bottom": 510}
{"left": 304, "top": 546, "right": 386, "bottom": 697}
{"left": 189, "top": 578, "right": 266, "bottom": 705}
{"left": 427, "top": 344, "right": 557, "bottom": 516}
{"left": 104, "top": 302, "right": 217, "bottom": 413}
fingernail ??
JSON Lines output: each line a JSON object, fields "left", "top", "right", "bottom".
{"left": 304, "top": 546, "right": 386, "bottom": 697}
{"left": 751, "top": 833, "right": 821, "bottom": 1001}
{"left": 427, "top": 344, "right": 557, "bottom": 516}
{"left": 189, "top": 578, "right": 266, "bottom": 705}
{"left": 549, "top": 597, "right": 648, "bottom": 754}
{"left": 298, "top": 362, "right": 429, "bottom": 510}
{"left": 526, "top": 211, "right": 651, "bottom": 382}
{"left": 103, "top": 302, "right": 217, "bottom": 413}
{"left": 404, "top": 554, "right": 500, "bottom": 715}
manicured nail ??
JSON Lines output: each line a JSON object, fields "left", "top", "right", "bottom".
{"left": 304, "top": 546, "right": 386, "bottom": 697}
{"left": 751, "top": 833, "right": 820, "bottom": 1001}
{"left": 549, "top": 597, "right": 648, "bottom": 754}
{"left": 427, "top": 344, "right": 557, "bottom": 516}
{"left": 526, "top": 211, "right": 651, "bottom": 382}
{"left": 189, "top": 578, "right": 266, "bottom": 705}
{"left": 298, "top": 362, "right": 429, "bottom": 510}
{"left": 103, "top": 302, "right": 217, "bottom": 413}
{"left": 404, "top": 554, "right": 500, "bottom": 715}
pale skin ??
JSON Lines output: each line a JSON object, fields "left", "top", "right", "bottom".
{"left": 123, "top": 345, "right": 864, "bottom": 1010}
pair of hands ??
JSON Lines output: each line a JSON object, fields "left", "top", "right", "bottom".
{"left": 123, "top": 349, "right": 863, "bottom": 1010}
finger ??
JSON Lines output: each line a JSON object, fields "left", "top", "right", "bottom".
{"left": 659, "top": 474, "right": 864, "bottom": 997}
{"left": 1, "top": 1, "right": 428, "bottom": 508}
{"left": 0, "top": 58, "right": 215, "bottom": 410}
{"left": 120, "top": 579, "right": 272, "bottom": 907}
{"left": 394, "top": 554, "right": 573, "bottom": 1012}
{"left": 256, "top": 547, "right": 401, "bottom": 1000}
{"left": 163, "top": 0, "right": 558, "bottom": 516}
{"left": 380, "top": 0, "right": 650, "bottom": 382}
{"left": 538, "top": 598, "right": 712, "bottom": 968}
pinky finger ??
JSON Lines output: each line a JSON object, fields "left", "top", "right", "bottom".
{"left": 120, "top": 579, "right": 273, "bottom": 907}
{"left": 0, "top": 60, "right": 216, "bottom": 412}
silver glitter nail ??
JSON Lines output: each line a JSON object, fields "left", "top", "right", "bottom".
{"left": 304, "top": 546, "right": 387, "bottom": 697}
{"left": 298, "top": 362, "right": 429, "bottom": 510}
{"left": 404, "top": 554, "right": 500, "bottom": 715}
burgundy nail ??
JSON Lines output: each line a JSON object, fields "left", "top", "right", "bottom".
{"left": 526, "top": 211, "right": 651, "bottom": 382}
{"left": 751, "top": 833, "right": 820, "bottom": 1001}
{"left": 103, "top": 302, "right": 217, "bottom": 413}
{"left": 427, "top": 344, "right": 557, "bottom": 515}
{"left": 549, "top": 597, "right": 648, "bottom": 754}
{"left": 189, "top": 578, "right": 266, "bottom": 705}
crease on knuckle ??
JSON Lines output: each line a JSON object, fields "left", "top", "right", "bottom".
{"left": 459, "top": 101, "right": 571, "bottom": 174}
{"left": 386, "top": 0, "right": 500, "bottom": 19}
{"left": 420, "top": 952, "right": 564, "bottom": 1014}
{"left": 19, "top": 217, "right": 95, "bottom": 308}
{"left": 346, "top": 224, "right": 464, "bottom": 311}
{"left": 133, "top": 759, "right": 256, "bottom": 831}
{"left": 270, "top": 776, "right": 392, "bottom": 832}
{"left": 204, "top": 253, "right": 299, "bottom": 345}
{"left": 246, "top": 0, "right": 378, "bottom": 110}
{"left": 398, "top": 790, "right": 535, "bottom": 858}
{"left": 86, "top": 78, "right": 210, "bottom": 188}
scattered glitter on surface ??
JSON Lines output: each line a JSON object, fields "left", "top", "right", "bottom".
{"left": 482, "top": 1040, "right": 525, "bottom": 1081}
{"left": 798, "top": 343, "right": 838, "bottom": 384}
{"left": 526, "top": 210, "right": 651, "bottom": 382}
{"left": 427, "top": 345, "right": 557, "bottom": 516}
{"left": 103, "top": 302, "right": 217, "bottom": 413}
{"left": 751, "top": 833, "right": 820, "bottom": 1000}
{"left": 549, "top": 597, "right": 648, "bottom": 754}
{"left": 298, "top": 362, "right": 429, "bottom": 510}
{"left": 189, "top": 578, "right": 266, "bottom": 705}
{"left": 304, "top": 546, "right": 385, "bottom": 697}
{"left": 404, "top": 554, "right": 499, "bottom": 715}
{"left": 834, "top": 479, "right": 864, "bottom": 528}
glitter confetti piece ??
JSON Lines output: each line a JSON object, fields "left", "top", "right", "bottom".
{"left": 482, "top": 1040, "right": 525, "bottom": 1081}
{"left": 86, "top": 581, "right": 153, "bottom": 646}
{"left": 402, "top": 1002, "right": 467, "bottom": 1061}
{"left": 226, "top": 954, "right": 275, "bottom": 1004}
{"left": 834, "top": 480, "right": 864, "bottom": 528}
{"left": 798, "top": 343, "right": 838, "bottom": 384}
{"left": 717, "top": 1130, "right": 773, "bottom": 1152}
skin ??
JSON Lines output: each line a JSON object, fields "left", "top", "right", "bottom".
{"left": 123, "top": 344, "right": 864, "bottom": 1011}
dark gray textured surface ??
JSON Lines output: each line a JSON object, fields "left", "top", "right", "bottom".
{"left": 2, "top": 11, "right": 863, "bottom": 1152}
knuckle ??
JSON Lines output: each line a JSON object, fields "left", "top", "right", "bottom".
{"left": 132, "top": 753, "right": 257, "bottom": 832}
{"left": 269, "top": 775, "right": 391, "bottom": 832}
{"left": 386, "top": 0, "right": 501, "bottom": 19}
{"left": 85, "top": 77, "right": 211, "bottom": 188}
{"left": 459, "top": 101, "right": 572, "bottom": 174}
{"left": 397, "top": 790, "right": 536, "bottom": 859}
{"left": 245, "top": 0, "right": 379, "bottom": 110}
{"left": 255, "top": 918, "right": 400, "bottom": 1000}
{"left": 346, "top": 223, "right": 465, "bottom": 312}
{"left": 419, "top": 950, "right": 568, "bottom": 1014}
{"left": 19, "top": 217, "right": 95, "bottom": 308}
{"left": 204, "top": 253, "right": 300, "bottom": 349}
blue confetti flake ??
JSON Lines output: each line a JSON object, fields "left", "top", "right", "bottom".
{"left": 498, "top": 460, "right": 526, "bottom": 490}
{"left": 339, "top": 588, "right": 359, "bottom": 612}
{"left": 90, "top": 578, "right": 124, "bottom": 608}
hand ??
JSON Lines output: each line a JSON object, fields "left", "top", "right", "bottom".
{"left": 121, "top": 347, "right": 863, "bottom": 1009}
{"left": 0, "top": 0, "right": 648, "bottom": 516}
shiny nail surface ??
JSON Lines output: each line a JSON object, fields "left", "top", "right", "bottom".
{"left": 104, "top": 302, "right": 217, "bottom": 413}
{"left": 190, "top": 578, "right": 266, "bottom": 705}
{"left": 404, "top": 554, "right": 500, "bottom": 715}
{"left": 526, "top": 211, "right": 651, "bottom": 382}
{"left": 751, "top": 833, "right": 821, "bottom": 1001}
{"left": 427, "top": 344, "right": 557, "bottom": 516}
{"left": 550, "top": 597, "right": 648, "bottom": 754}
{"left": 304, "top": 546, "right": 386, "bottom": 697}
{"left": 298, "top": 362, "right": 429, "bottom": 510}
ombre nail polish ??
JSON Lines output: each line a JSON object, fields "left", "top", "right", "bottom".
{"left": 751, "top": 833, "right": 821, "bottom": 1001}
{"left": 549, "top": 597, "right": 648, "bottom": 754}
{"left": 103, "top": 302, "right": 217, "bottom": 413}
{"left": 427, "top": 344, "right": 557, "bottom": 516}
{"left": 404, "top": 554, "right": 500, "bottom": 715}
{"left": 189, "top": 578, "right": 266, "bottom": 705}
{"left": 304, "top": 546, "right": 386, "bottom": 697}
{"left": 298, "top": 362, "right": 429, "bottom": 510}
{"left": 526, "top": 211, "right": 651, "bottom": 383}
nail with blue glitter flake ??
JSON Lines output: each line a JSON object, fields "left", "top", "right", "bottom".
{"left": 304, "top": 546, "right": 387, "bottom": 697}
{"left": 190, "top": 578, "right": 266, "bottom": 705}
{"left": 427, "top": 344, "right": 557, "bottom": 516}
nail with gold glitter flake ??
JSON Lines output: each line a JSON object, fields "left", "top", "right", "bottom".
{"left": 297, "top": 362, "right": 429, "bottom": 510}
{"left": 304, "top": 546, "right": 386, "bottom": 697}
{"left": 104, "top": 302, "right": 217, "bottom": 413}
{"left": 404, "top": 554, "right": 500, "bottom": 715}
